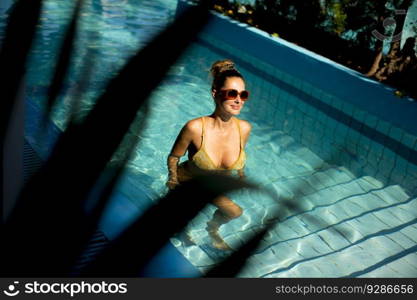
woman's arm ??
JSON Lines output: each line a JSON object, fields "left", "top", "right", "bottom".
{"left": 166, "top": 155, "right": 181, "bottom": 189}
{"left": 166, "top": 120, "right": 198, "bottom": 189}
{"left": 238, "top": 120, "right": 252, "bottom": 179}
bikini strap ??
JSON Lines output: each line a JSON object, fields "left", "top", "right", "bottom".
{"left": 235, "top": 117, "right": 243, "bottom": 149}
{"left": 200, "top": 117, "right": 205, "bottom": 148}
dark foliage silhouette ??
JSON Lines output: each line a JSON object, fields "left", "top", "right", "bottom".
{"left": 1, "top": 0, "right": 42, "bottom": 145}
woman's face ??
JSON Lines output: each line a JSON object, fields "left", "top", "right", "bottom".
{"left": 213, "top": 76, "right": 246, "bottom": 116}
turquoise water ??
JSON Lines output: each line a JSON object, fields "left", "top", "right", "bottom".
{"left": 20, "top": 0, "right": 178, "bottom": 128}
{"left": 5, "top": 0, "right": 417, "bottom": 277}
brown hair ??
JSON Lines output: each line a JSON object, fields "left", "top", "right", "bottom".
{"left": 210, "top": 59, "right": 244, "bottom": 92}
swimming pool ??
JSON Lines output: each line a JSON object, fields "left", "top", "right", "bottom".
{"left": 10, "top": 0, "right": 417, "bottom": 277}
{"left": 167, "top": 38, "right": 417, "bottom": 277}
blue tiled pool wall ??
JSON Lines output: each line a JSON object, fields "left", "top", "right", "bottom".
{"left": 177, "top": 1, "right": 417, "bottom": 196}
{"left": 195, "top": 32, "right": 417, "bottom": 197}
{"left": 170, "top": 7, "right": 417, "bottom": 201}
{"left": 177, "top": 2, "right": 417, "bottom": 117}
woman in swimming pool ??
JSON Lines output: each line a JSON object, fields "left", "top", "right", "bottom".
{"left": 166, "top": 59, "right": 252, "bottom": 250}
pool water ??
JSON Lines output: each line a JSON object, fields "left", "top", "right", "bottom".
{"left": 164, "top": 42, "right": 417, "bottom": 277}
{"left": 6, "top": 0, "right": 417, "bottom": 277}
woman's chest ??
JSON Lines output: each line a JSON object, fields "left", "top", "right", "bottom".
{"left": 190, "top": 131, "right": 241, "bottom": 168}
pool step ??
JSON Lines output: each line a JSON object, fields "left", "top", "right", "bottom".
{"left": 200, "top": 178, "right": 416, "bottom": 277}
{"left": 235, "top": 185, "right": 417, "bottom": 277}
{"left": 255, "top": 217, "right": 417, "bottom": 277}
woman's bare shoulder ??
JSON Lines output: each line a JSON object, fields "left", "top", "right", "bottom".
{"left": 183, "top": 117, "right": 204, "bottom": 135}
{"left": 236, "top": 118, "right": 252, "bottom": 134}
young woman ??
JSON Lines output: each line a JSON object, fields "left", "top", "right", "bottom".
{"left": 166, "top": 59, "right": 252, "bottom": 250}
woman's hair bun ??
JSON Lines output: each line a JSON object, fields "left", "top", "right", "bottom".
{"left": 210, "top": 59, "right": 236, "bottom": 78}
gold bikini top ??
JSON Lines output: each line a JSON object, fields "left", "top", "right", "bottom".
{"left": 190, "top": 116, "right": 246, "bottom": 171}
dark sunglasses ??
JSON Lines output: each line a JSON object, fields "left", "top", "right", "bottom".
{"left": 218, "top": 89, "right": 250, "bottom": 101}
